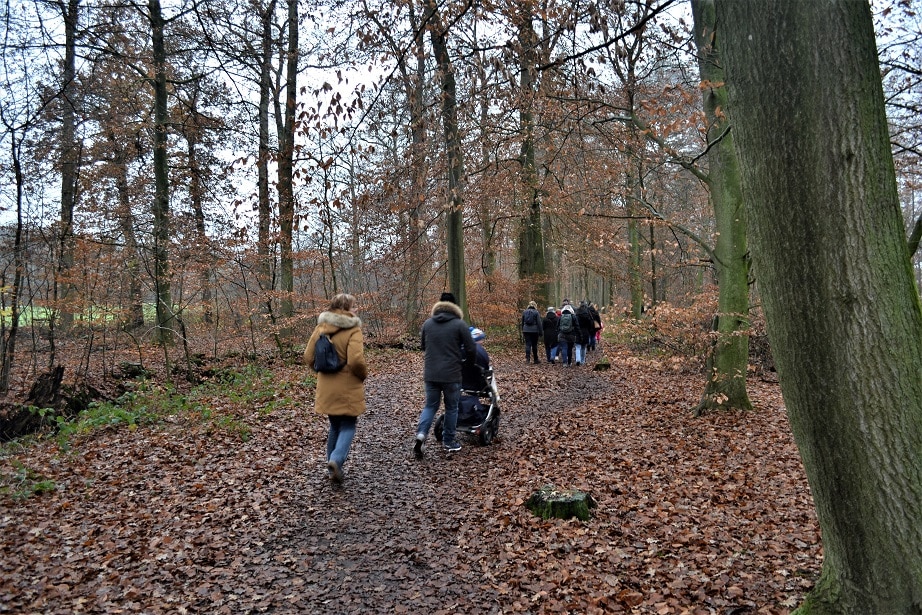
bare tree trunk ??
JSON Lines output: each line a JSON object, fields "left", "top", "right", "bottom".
{"left": 276, "top": 0, "right": 298, "bottom": 324}
{"left": 425, "top": 0, "right": 467, "bottom": 316}
{"left": 719, "top": 1, "right": 922, "bottom": 611}
{"left": 514, "top": 5, "right": 548, "bottom": 307}
{"left": 258, "top": 0, "right": 276, "bottom": 318}
{"left": 57, "top": 0, "right": 80, "bottom": 332}
{"left": 691, "top": 0, "right": 753, "bottom": 414}
{"left": 186, "top": 119, "right": 212, "bottom": 324}
{"left": 111, "top": 133, "right": 144, "bottom": 330}
{"left": 149, "top": 0, "right": 173, "bottom": 345}
{"left": 0, "top": 130, "right": 25, "bottom": 393}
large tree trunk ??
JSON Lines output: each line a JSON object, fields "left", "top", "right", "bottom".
{"left": 405, "top": 4, "right": 428, "bottom": 333}
{"left": 718, "top": 1, "right": 922, "bottom": 611}
{"left": 149, "top": 0, "right": 173, "bottom": 345}
{"left": 691, "top": 0, "right": 753, "bottom": 414}
{"left": 514, "top": 6, "right": 548, "bottom": 307}
{"left": 426, "top": 0, "right": 467, "bottom": 315}
{"left": 57, "top": 0, "right": 80, "bottom": 331}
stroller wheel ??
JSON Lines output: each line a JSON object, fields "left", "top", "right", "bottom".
{"left": 434, "top": 415, "right": 444, "bottom": 442}
{"left": 479, "top": 410, "right": 500, "bottom": 445}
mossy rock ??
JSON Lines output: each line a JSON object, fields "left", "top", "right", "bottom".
{"left": 593, "top": 357, "right": 611, "bottom": 371}
{"left": 526, "top": 484, "right": 597, "bottom": 521}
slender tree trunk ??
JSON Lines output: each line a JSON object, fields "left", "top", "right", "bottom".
{"left": 403, "top": 4, "right": 427, "bottom": 332}
{"left": 691, "top": 0, "right": 752, "bottom": 414}
{"left": 426, "top": 0, "right": 467, "bottom": 315}
{"left": 0, "top": 131, "right": 25, "bottom": 393}
{"left": 57, "top": 0, "right": 80, "bottom": 331}
{"left": 718, "top": 2, "right": 922, "bottom": 611}
{"left": 514, "top": 6, "right": 548, "bottom": 308}
{"left": 112, "top": 135, "right": 144, "bottom": 329}
{"left": 258, "top": 0, "right": 276, "bottom": 317}
{"left": 627, "top": 166, "right": 644, "bottom": 318}
{"left": 149, "top": 0, "right": 173, "bottom": 344}
{"left": 277, "top": 0, "right": 298, "bottom": 322}
{"left": 186, "top": 122, "right": 212, "bottom": 324}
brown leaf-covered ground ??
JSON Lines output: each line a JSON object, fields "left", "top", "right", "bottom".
{"left": 0, "top": 344, "right": 821, "bottom": 614}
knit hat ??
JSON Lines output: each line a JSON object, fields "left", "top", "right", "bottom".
{"left": 440, "top": 292, "right": 457, "bottom": 304}
{"left": 547, "top": 306, "right": 556, "bottom": 312}
{"left": 469, "top": 326, "right": 486, "bottom": 342}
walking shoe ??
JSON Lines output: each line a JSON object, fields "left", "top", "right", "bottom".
{"left": 413, "top": 434, "right": 425, "bottom": 460}
{"left": 327, "top": 460, "right": 344, "bottom": 483}
{"left": 443, "top": 439, "right": 462, "bottom": 452}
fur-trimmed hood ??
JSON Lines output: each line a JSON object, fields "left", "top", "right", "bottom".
{"left": 430, "top": 300, "right": 463, "bottom": 319}
{"left": 318, "top": 310, "right": 361, "bottom": 330}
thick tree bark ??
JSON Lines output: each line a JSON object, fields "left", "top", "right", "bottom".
{"left": 276, "top": 0, "right": 298, "bottom": 323}
{"left": 57, "top": 0, "right": 80, "bottom": 331}
{"left": 718, "top": 1, "right": 922, "bottom": 611}
{"left": 149, "top": 0, "right": 173, "bottom": 345}
{"left": 691, "top": 0, "right": 753, "bottom": 414}
{"left": 426, "top": 0, "right": 467, "bottom": 315}
{"left": 515, "top": 6, "right": 548, "bottom": 307}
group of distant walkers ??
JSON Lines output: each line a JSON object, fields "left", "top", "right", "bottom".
{"left": 520, "top": 298, "right": 603, "bottom": 367}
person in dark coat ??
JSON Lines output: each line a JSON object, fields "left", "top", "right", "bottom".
{"left": 304, "top": 293, "right": 367, "bottom": 484}
{"left": 557, "top": 304, "right": 579, "bottom": 366}
{"left": 587, "top": 302, "right": 603, "bottom": 351}
{"left": 520, "top": 300, "right": 543, "bottom": 363}
{"left": 414, "top": 299, "right": 476, "bottom": 457}
{"left": 575, "top": 301, "right": 595, "bottom": 365}
{"left": 542, "top": 307, "right": 559, "bottom": 363}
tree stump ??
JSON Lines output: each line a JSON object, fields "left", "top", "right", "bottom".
{"left": 593, "top": 358, "right": 611, "bottom": 371}
{"left": 26, "top": 366, "right": 65, "bottom": 407}
{"left": 526, "top": 485, "right": 597, "bottom": 521}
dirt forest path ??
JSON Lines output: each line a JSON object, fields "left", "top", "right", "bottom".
{"left": 273, "top": 350, "right": 617, "bottom": 613}
{"left": 0, "top": 346, "right": 821, "bottom": 614}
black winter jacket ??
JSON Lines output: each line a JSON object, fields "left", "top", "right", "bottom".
{"left": 421, "top": 301, "right": 476, "bottom": 383}
{"left": 542, "top": 312, "right": 559, "bottom": 345}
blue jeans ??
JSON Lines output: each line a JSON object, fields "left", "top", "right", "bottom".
{"left": 327, "top": 415, "right": 357, "bottom": 468}
{"left": 417, "top": 381, "right": 461, "bottom": 444}
{"left": 575, "top": 343, "right": 584, "bottom": 363}
{"left": 559, "top": 336, "right": 575, "bottom": 365}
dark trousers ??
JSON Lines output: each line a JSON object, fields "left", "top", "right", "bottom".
{"left": 524, "top": 332, "right": 541, "bottom": 362}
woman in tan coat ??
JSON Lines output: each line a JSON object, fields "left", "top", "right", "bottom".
{"left": 304, "top": 293, "right": 367, "bottom": 483}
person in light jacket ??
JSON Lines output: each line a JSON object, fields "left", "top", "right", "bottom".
{"left": 304, "top": 293, "right": 367, "bottom": 484}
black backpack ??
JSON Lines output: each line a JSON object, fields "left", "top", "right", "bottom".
{"left": 524, "top": 309, "right": 538, "bottom": 327}
{"left": 314, "top": 333, "right": 344, "bottom": 373}
{"left": 559, "top": 312, "right": 575, "bottom": 333}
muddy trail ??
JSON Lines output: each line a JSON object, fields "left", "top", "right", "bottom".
{"left": 0, "top": 346, "right": 819, "bottom": 614}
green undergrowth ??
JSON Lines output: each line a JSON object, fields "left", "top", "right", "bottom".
{"left": 0, "top": 458, "right": 57, "bottom": 500}
{"left": 11, "top": 363, "right": 313, "bottom": 456}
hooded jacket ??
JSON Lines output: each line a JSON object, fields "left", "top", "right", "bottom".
{"left": 521, "top": 304, "right": 542, "bottom": 334}
{"left": 421, "top": 301, "right": 476, "bottom": 383}
{"left": 304, "top": 309, "right": 367, "bottom": 417}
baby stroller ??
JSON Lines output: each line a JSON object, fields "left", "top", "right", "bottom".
{"left": 434, "top": 362, "right": 501, "bottom": 445}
